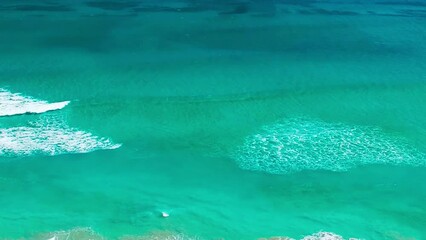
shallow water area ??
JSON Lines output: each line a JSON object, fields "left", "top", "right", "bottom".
{"left": 1, "top": 0, "right": 426, "bottom": 239}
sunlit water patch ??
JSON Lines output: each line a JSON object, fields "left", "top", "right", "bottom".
{"left": 0, "top": 88, "right": 69, "bottom": 117}
{"left": 0, "top": 118, "right": 121, "bottom": 157}
{"left": 234, "top": 118, "right": 425, "bottom": 174}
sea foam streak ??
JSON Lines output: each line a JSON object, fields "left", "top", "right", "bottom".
{"left": 0, "top": 119, "right": 121, "bottom": 157}
{"left": 234, "top": 118, "right": 425, "bottom": 174}
{"left": 0, "top": 88, "right": 69, "bottom": 117}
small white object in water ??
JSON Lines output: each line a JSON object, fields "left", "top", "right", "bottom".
{"left": 161, "top": 211, "right": 169, "bottom": 218}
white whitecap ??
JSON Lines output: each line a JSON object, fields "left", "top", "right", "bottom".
{"left": 234, "top": 118, "right": 425, "bottom": 174}
{"left": 0, "top": 119, "right": 121, "bottom": 157}
{"left": 0, "top": 88, "right": 69, "bottom": 117}
{"left": 302, "top": 231, "right": 361, "bottom": 240}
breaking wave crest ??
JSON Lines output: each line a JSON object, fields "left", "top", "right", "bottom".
{"left": 234, "top": 118, "right": 425, "bottom": 174}
{"left": 301, "top": 231, "right": 360, "bottom": 240}
{"left": 0, "top": 118, "right": 121, "bottom": 157}
{"left": 0, "top": 88, "right": 69, "bottom": 117}
{"left": 262, "top": 231, "right": 362, "bottom": 240}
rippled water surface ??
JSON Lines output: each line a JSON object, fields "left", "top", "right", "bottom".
{"left": 1, "top": 0, "right": 426, "bottom": 239}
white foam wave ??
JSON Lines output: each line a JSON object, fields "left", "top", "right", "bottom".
{"left": 0, "top": 88, "right": 69, "bottom": 117}
{"left": 234, "top": 118, "right": 425, "bottom": 174}
{"left": 0, "top": 120, "right": 121, "bottom": 157}
{"left": 301, "top": 231, "right": 362, "bottom": 240}
{"left": 262, "top": 231, "right": 363, "bottom": 240}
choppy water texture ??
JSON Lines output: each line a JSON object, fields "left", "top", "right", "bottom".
{"left": 1, "top": 0, "right": 426, "bottom": 239}
{"left": 235, "top": 118, "right": 425, "bottom": 174}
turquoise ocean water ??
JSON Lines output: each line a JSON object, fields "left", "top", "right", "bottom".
{"left": 1, "top": 0, "right": 426, "bottom": 239}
